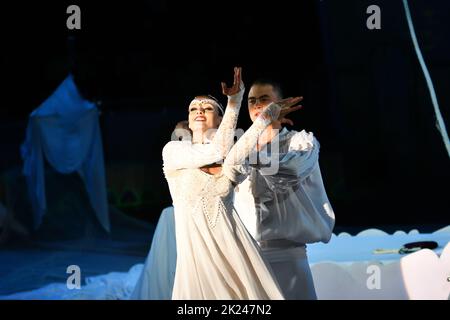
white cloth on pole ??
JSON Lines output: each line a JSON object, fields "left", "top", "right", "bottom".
{"left": 21, "top": 74, "right": 110, "bottom": 232}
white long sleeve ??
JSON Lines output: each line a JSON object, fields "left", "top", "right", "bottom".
{"left": 222, "top": 103, "right": 281, "bottom": 183}
{"left": 257, "top": 130, "right": 320, "bottom": 190}
{"left": 233, "top": 129, "right": 335, "bottom": 245}
{"left": 211, "top": 85, "right": 244, "bottom": 158}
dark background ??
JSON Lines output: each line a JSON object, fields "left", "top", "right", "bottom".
{"left": 1, "top": 0, "right": 449, "bottom": 232}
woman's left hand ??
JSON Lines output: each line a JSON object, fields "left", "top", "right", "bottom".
{"left": 221, "top": 67, "right": 243, "bottom": 96}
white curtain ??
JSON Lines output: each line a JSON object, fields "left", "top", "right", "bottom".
{"left": 21, "top": 74, "right": 110, "bottom": 232}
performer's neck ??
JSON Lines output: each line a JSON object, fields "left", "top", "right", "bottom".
{"left": 192, "top": 130, "right": 206, "bottom": 144}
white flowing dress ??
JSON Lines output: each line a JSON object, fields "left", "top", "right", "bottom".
{"left": 162, "top": 100, "right": 284, "bottom": 300}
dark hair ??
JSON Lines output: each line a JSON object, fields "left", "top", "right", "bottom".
{"left": 250, "top": 79, "right": 283, "bottom": 99}
{"left": 174, "top": 120, "right": 192, "bottom": 141}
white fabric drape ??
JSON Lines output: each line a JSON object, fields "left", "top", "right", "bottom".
{"left": 21, "top": 75, "right": 110, "bottom": 232}
{"left": 130, "top": 206, "right": 176, "bottom": 299}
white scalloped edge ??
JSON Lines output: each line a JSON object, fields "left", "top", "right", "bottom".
{"left": 332, "top": 225, "right": 450, "bottom": 238}
{"left": 310, "top": 242, "right": 450, "bottom": 299}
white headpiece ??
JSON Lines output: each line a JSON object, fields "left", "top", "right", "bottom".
{"left": 189, "top": 95, "right": 224, "bottom": 115}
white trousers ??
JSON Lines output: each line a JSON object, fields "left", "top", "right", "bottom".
{"left": 263, "top": 246, "right": 317, "bottom": 300}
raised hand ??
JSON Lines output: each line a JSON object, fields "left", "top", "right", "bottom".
{"left": 258, "top": 96, "right": 303, "bottom": 124}
{"left": 276, "top": 96, "right": 303, "bottom": 124}
{"left": 221, "top": 67, "right": 243, "bottom": 96}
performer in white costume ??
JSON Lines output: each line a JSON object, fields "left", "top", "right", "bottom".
{"left": 130, "top": 206, "right": 176, "bottom": 300}
{"left": 233, "top": 79, "right": 336, "bottom": 299}
{"left": 162, "top": 67, "right": 302, "bottom": 299}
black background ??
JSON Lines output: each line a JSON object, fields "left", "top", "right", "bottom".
{"left": 1, "top": 0, "right": 449, "bottom": 232}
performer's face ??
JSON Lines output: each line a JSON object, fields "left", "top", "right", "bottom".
{"left": 247, "top": 84, "right": 280, "bottom": 122}
{"left": 188, "top": 98, "right": 222, "bottom": 132}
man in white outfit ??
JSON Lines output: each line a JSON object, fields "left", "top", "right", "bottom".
{"left": 131, "top": 80, "right": 334, "bottom": 300}
{"left": 233, "top": 79, "right": 336, "bottom": 299}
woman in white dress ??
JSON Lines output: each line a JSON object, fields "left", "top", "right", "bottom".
{"left": 162, "top": 67, "right": 302, "bottom": 299}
